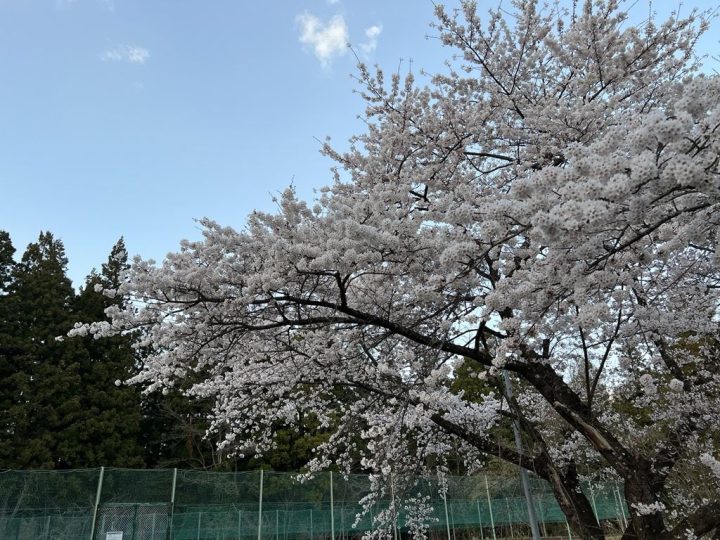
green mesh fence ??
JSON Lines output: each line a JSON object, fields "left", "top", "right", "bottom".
{"left": 0, "top": 468, "right": 628, "bottom": 540}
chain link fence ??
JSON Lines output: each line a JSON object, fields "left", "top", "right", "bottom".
{"left": 0, "top": 468, "right": 628, "bottom": 540}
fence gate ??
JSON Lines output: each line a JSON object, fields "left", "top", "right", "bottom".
{"left": 95, "top": 503, "right": 170, "bottom": 540}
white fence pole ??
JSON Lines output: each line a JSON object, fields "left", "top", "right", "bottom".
{"left": 537, "top": 494, "right": 548, "bottom": 538}
{"left": 89, "top": 466, "right": 105, "bottom": 540}
{"left": 450, "top": 503, "right": 457, "bottom": 540}
{"left": 168, "top": 468, "right": 178, "bottom": 539}
{"left": 390, "top": 476, "right": 398, "bottom": 540}
{"left": 589, "top": 486, "right": 598, "bottom": 518}
{"left": 257, "top": 470, "right": 264, "bottom": 540}
{"left": 476, "top": 500, "right": 485, "bottom": 540}
{"left": 442, "top": 492, "right": 451, "bottom": 540}
{"left": 484, "top": 475, "right": 496, "bottom": 540}
{"left": 503, "top": 371, "right": 541, "bottom": 540}
{"left": 615, "top": 484, "right": 628, "bottom": 530}
{"left": 506, "top": 498, "right": 515, "bottom": 539}
{"left": 330, "top": 471, "right": 335, "bottom": 540}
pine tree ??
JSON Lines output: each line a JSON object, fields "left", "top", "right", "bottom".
{"left": 70, "top": 238, "right": 145, "bottom": 467}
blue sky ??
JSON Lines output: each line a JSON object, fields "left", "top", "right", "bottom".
{"left": 1, "top": 0, "right": 717, "bottom": 286}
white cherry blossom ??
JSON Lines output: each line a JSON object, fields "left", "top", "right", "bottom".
{"left": 71, "top": 2, "right": 720, "bottom": 538}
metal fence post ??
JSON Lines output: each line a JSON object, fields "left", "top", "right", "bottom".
{"left": 476, "top": 500, "right": 484, "bottom": 540}
{"left": 537, "top": 495, "right": 548, "bottom": 538}
{"left": 484, "top": 476, "right": 496, "bottom": 540}
{"left": 89, "top": 466, "right": 105, "bottom": 540}
{"left": 449, "top": 503, "right": 457, "bottom": 540}
{"left": 390, "top": 475, "right": 398, "bottom": 540}
{"left": 442, "top": 492, "right": 451, "bottom": 540}
{"left": 506, "top": 498, "right": 514, "bottom": 539}
{"left": 132, "top": 504, "right": 139, "bottom": 540}
{"left": 615, "top": 484, "right": 628, "bottom": 530}
{"left": 330, "top": 471, "right": 335, "bottom": 540}
{"left": 503, "top": 371, "right": 541, "bottom": 540}
{"left": 168, "top": 468, "right": 178, "bottom": 540}
{"left": 257, "top": 470, "right": 264, "bottom": 540}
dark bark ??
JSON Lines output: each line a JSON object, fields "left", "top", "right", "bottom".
{"left": 620, "top": 461, "right": 671, "bottom": 540}
{"left": 211, "top": 291, "right": 707, "bottom": 539}
{"left": 434, "top": 409, "right": 607, "bottom": 539}
{"left": 545, "top": 462, "right": 606, "bottom": 540}
{"left": 509, "top": 360, "right": 635, "bottom": 478}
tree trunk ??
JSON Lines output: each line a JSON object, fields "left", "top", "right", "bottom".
{"left": 620, "top": 466, "right": 667, "bottom": 540}
{"left": 621, "top": 512, "right": 666, "bottom": 540}
{"left": 545, "top": 463, "right": 606, "bottom": 540}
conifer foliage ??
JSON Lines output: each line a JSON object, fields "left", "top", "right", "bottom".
{"left": 71, "top": 238, "right": 145, "bottom": 467}
{"left": 1, "top": 231, "right": 315, "bottom": 472}
{"left": 76, "top": 1, "right": 720, "bottom": 538}
{"left": 0, "top": 233, "right": 144, "bottom": 468}
{"left": 1, "top": 232, "right": 81, "bottom": 468}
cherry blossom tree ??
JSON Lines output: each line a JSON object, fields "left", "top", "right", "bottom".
{"left": 73, "top": 1, "right": 720, "bottom": 538}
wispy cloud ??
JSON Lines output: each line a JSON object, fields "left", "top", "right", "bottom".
{"left": 296, "top": 12, "right": 349, "bottom": 68}
{"left": 360, "top": 24, "right": 382, "bottom": 56}
{"left": 100, "top": 45, "right": 150, "bottom": 64}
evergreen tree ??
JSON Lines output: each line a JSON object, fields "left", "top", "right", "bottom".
{"left": 70, "top": 238, "right": 145, "bottom": 467}
{"left": 0, "top": 232, "right": 84, "bottom": 468}
{"left": 0, "top": 231, "right": 14, "bottom": 292}
{"left": 0, "top": 231, "right": 18, "bottom": 467}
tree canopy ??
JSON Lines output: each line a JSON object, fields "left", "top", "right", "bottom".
{"left": 0, "top": 234, "right": 146, "bottom": 468}
{"left": 74, "top": 1, "right": 720, "bottom": 539}
{"left": 0, "top": 231, "right": 322, "bottom": 472}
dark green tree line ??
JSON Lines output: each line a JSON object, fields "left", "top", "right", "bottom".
{"left": 0, "top": 232, "right": 145, "bottom": 468}
{"left": 0, "top": 230, "right": 332, "bottom": 471}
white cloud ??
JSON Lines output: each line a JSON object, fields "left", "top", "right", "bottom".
{"left": 296, "top": 12, "right": 349, "bottom": 68}
{"left": 360, "top": 24, "right": 382, "bottom": 56}
{"left": 101, "top": 45, "right": 150, "bottom": 64}
{"left": 326, "top": 0, "right": 341, "bottom": 4}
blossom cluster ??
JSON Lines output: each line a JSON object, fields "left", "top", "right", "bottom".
{"left": 70, "top": 1, "right": 720, "bottom": 537}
